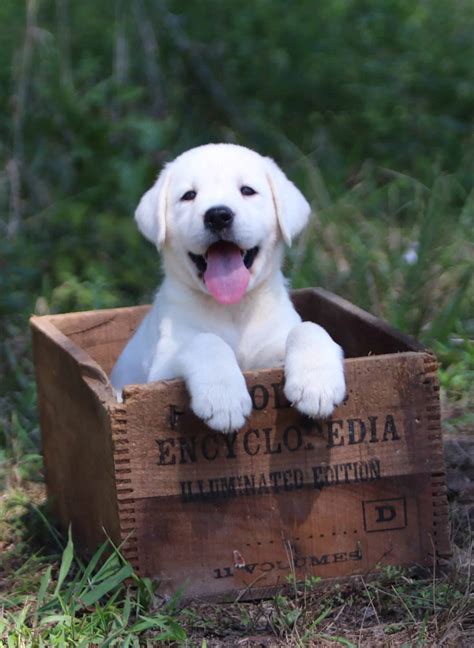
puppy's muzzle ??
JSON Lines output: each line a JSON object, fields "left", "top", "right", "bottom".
{"left": 204, "top": 205, "right": 234, "bottom": 232}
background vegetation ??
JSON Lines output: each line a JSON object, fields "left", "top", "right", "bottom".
{"left": 1, "top": 0, "right": 473, "bottom": 645}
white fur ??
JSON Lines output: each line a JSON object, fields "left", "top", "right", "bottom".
{"left": 111, "top": 143, "right": 345, "bottom": 432}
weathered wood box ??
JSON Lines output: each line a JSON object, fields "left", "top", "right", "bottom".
{"left": 30, "top": 288, "right": 450, "bottom": 600}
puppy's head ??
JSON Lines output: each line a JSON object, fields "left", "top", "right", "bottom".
{"left": 135, "top": 144, "right": 310, "bottom": 304}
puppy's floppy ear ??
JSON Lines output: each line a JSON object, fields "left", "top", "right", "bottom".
{"left": 264, "top": 157, "right": 311, "bottom": 246}
{"left": 134, "top": 166, "right": 171, "bottom": 248}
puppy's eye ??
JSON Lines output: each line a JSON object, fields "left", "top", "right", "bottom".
{"left": 181, "top": 190, "right": 197, "bottom": 201}
{"left": 240, "top": 185, "right": 257, "bottom": 196}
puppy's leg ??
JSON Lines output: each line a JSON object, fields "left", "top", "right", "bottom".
{"left": 284, "top": 322, "right": 346, "bottom": 418}
{"left": 177, "top": 333, "right": 252, "bottom": 434}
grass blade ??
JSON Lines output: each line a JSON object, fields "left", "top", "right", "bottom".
{"left": 53, "top": 526, "right": 74, "bottom": 597}
{"left": 79, "top": 563, "right": 134, "bottom": 607}
{"left": 75, "top": 539, "right": 110, "bottom": 594}
{"left": 35, "top": 565, "right": 52, "bottom": 617}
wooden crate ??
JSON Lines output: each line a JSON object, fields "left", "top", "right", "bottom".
{"left": 30, "top": 288, "right": 450, "bottom": 601}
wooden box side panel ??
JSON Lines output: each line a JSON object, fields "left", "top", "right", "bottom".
{"left": 292, "top": 288, "right": 425, "bottom": 358}
{"left": 48, "top": 305, "right": 150, "bottom": 376}
{"left": 120, "top": 351, "right": 449, "bottom": 599}
{"left": 31, "top": 318, "right": 121, "bottom": 552}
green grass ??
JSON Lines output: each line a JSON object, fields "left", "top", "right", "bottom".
{"left": 1, "top": 490, "right": 188, "bottom": 646}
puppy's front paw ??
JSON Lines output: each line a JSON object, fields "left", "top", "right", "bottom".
{"left": 284, "top": 363, "right": 346, "bottom": 419}
{"left": 284, "top": 321, "right": 346, "bottom": 418}
{"left": 191, "top": 382, "right": 252, "bottom": 433}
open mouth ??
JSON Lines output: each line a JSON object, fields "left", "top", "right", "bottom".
{"left": 188, "top": 242, "right": 259, "bottom": 304}
{"left": 188, "top": 243, "right": 259, "bottom": 275}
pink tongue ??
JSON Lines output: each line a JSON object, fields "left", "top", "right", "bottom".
{"left": 204, "top": 241, "right": 250, "bottom": 304}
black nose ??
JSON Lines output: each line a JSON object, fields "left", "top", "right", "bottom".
{"left": 204, "top": 206, "right": 234, "bottom": 232}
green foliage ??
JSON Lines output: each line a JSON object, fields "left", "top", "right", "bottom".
{"left": 437, "top": 338, "right": 474, "bottom": 400}
{"left": 290, "top": 164, "right": 473, "bottom": 342}
{"left": 436, "top": 336, "right": 474, "bottom": 434}
{"left": 1, "top": 0, "right": 472, "bottom": 325}
{"left": 155, "top": 0, "right": 474, "bottom": 183}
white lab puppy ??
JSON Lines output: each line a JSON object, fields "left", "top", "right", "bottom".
{"left": 111, "top": 144, "right": 345, "bottom": 432}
